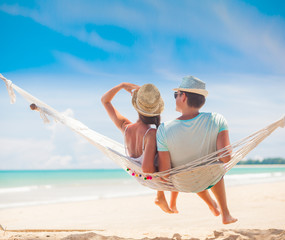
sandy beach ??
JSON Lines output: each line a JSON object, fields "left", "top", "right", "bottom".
{"left": 1, "top": 181, "right": 285, "bottom": 240}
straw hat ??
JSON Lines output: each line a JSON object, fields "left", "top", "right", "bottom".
{"left": 173, "top": 76, "right": 208, "bottom": 97}
{"left": 132, "top": 84, "right": 164, "bottom": 117}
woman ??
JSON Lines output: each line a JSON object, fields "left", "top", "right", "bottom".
{"left": 101, "top": 82, "right": 173, "bottom": 213}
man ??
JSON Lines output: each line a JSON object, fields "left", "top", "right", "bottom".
{"left": 156, "top": 76, "right": 237, "bottom": 224}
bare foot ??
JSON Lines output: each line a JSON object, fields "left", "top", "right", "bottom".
{"left": 155, "top": 197, "right": 173, "bottom": 214}
{"left": 209, "top": 200, "right": 220, "bottom": 217}
{"left": 170, "top": 205, "right": 179, "bottom": 214}
{"left": 222, "top": 214, "right": 238, "bottom": 224}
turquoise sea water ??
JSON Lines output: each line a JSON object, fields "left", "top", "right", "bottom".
{"left": 0, "top": 166, "right": 285, "bottom": 209}
{"left": 0, "top": 169, "right": 130, "bottom": 188}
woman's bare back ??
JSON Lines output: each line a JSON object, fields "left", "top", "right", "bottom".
{"left": 124, "top": 122, "right": 152, "bottom": 158}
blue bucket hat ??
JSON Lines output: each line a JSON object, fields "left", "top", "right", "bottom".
{"left": 173, "top": 76, "right": 208, "bottom": 97}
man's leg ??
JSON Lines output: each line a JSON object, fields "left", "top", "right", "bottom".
{"left": 197, "top": 190, "right": 220, "bottom": 216}
{"left": 210, "top": 178, "right": 237, "bottom": 224}
{"left": 170, "top": 191, "right": 179, "bottom": 213}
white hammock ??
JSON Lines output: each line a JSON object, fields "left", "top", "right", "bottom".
{"left": 1, "top": 74, "right": 284, "bottom": 193}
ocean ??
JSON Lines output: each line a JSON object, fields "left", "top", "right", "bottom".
{"left": 1, "top": 166, "right": 285, "bottom": 209}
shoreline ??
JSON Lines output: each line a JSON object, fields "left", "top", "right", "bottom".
{"left": 1, "top": 164, "right": 285, "bottom": 171}
{"left": 1, "top": 181, "right": 285, "bottom": 239}
{"left": 235, "top": 164, "right": 285, "bottom": 168}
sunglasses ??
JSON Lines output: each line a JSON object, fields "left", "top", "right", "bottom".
{"left": 174, "top": 91, "right": 183, "bottom": 99}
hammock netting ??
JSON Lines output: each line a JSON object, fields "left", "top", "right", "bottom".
{"left": 1, "top": 74, "right": 284, "bottom": 193}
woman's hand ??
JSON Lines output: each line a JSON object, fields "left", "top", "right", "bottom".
{"left": 121, "top": 83, "right": 140, "bottom": 95}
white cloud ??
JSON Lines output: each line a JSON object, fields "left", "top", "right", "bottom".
{"left": 0, "top": 2, "right": 130, "bottom": 53}
{"left": 45, "top": 155, "right": 73, "bottom": 168}
{"left": 75, "top": 29, "right": 128, "bottom": 52}
{"left": 1, "top": 0, "right": 285, "bottom": 74}
{"left": 0, "top": 138, "right": 54, "bottom": 169}
{"left": 53, "top": 51, "right": 118, "bottom": 77}
{"left": 0, "top": 121, "right": 119, "bottom": 170}
{"left": 0, "top": 82, "right": 120, "bottom": 170}
{"left": 212, "top": 2, "right": 285, "bottom": 74}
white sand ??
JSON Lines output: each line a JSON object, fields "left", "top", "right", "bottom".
{"left": 1, "top": 181, "right": 285, "bottom": 239}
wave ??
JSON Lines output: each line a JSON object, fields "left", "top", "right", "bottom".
{"left": 0, "top": 195, "right": 98, "bottom": 209}
{"left": 225, "top": 171, "right": 285, "bottom": 186}
{"left": 0, "top": 185, "right": 52, "bottom": 194}
{"left": 226, "top": 171, "right": 285, "bottom": 180}
{"left": 0, "top": 190, "right": 153, "bottom": 209}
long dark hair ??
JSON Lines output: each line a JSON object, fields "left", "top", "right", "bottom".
{"left": 139, "top": 113, "right": 161, "bottom": 129}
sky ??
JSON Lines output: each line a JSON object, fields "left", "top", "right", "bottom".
{"left": 0, "top": 0, "right": 284, "bottom": 170}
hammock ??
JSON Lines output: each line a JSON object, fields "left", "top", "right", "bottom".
{"left": 1, "top": 74, "right": 284, "bottom": 193}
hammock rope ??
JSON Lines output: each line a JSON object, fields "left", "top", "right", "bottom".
{"left": 1, "top": 74, "right": 284, "bottom": 193}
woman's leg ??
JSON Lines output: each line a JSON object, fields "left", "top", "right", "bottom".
{"left": 155, "top": 191, "right": 173, "bottom": 213}
{"left": 210, "top": 178, "right": 237, "bottom": 224}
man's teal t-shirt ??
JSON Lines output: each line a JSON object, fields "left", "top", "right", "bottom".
{"left": 156, "top": 112, "right": 228, "bottom": 168}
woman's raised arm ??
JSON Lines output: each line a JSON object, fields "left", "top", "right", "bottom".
{"left": 101, "top": 83, "right": 140, "bottom": 133}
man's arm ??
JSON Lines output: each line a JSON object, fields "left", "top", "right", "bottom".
{"left": 156, "top": 124, "right": 171, "bottom": 174}
{"left": 216, "top": 130, "right": 232, "bottom": 163}
{"left": 158, "top": 151, "right": 172, "bottom": 172}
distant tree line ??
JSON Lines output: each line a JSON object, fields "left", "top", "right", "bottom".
{"left": 237, "top": 158, "right": 285, "bottom": 165}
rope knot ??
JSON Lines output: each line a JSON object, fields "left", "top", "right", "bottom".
{"left": 0, "top": 74, "right": 16, "bottom": 104}
{"left": 30, "top": 103, "right": 51, "bottom": 124}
